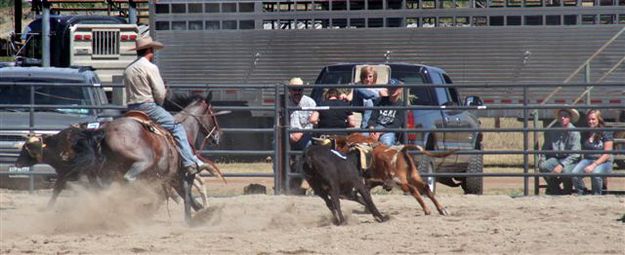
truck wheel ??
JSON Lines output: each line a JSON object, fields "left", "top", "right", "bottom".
{"left": 615, "top": 160, "right": 625, "bottom": 170}
{"left": 463, "top": 153, "right": 483, "bottom": 195}
{"left": 418, "top": 156, "right": 436, "bottom": 194}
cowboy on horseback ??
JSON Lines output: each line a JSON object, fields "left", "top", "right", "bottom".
{"left": 122, "top": 36, "right": 208, "bottom": 181}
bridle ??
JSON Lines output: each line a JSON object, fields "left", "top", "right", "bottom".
{"left": 197, "top": 104, "right": 221, "bottom": 150}
{"left": 169, "top": 99, "right": 221, "bottom": 150}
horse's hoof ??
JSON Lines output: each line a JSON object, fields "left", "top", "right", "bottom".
{"left": 376, "top": 215, "right": 390, "bottom": 222}
{"left": 440, "top": 208, "right": 450, "bottom": 216}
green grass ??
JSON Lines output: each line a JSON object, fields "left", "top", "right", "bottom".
{"left": 0, "top": 56, "right": 14, "bottom": 62}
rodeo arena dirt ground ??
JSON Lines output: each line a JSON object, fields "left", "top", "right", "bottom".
{"left": 1, "top": 170, "right": 624, "bottom": 255}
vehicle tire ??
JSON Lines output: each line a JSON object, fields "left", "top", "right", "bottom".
{"left": 417, "top": 156, "right": 436, "bottom": 194}
{"left": 615, "top": 160, "right": 625, "bottom": 170}
{"left": 463, "top": 152, "right": 483, "bottom": 195}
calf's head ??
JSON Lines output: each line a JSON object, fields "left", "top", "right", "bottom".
{"left": 16, "top": 135, "right": 47, "bottom": 167}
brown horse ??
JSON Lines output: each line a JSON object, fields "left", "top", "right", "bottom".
{"left": 95, "top": 93, "right": 227, "bottom": 220}
{"left": 16, "top": 93, "right": 226, "bottom": 216}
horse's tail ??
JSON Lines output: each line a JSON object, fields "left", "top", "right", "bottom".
{"left": 71, "top": 129, "right": 107, "bottom": 179}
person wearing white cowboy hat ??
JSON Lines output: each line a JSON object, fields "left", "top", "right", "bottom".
{"left": 122, "top": 35, "right": 209, "bottom": 181}
{"left": 538, "top": 107, "right": 581, "bottom": 195}
{"left": 285, "top": 77, "right": 319, "bottom": 195}
{"left": 553, "top": 108, "right": 580, "bottom": 124}
{"left": 287, "top": 77, "right": 318, "bottom": 150}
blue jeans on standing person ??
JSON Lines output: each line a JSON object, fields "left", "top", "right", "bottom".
{"left": 571, "top": 159, "right": 612, "bottom": 195}
{"left": 128, "top": 102, "right": 197, "bottom": 168}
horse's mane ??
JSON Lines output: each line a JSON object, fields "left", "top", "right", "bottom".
{"left": 162, "top": 93, "right": 205, "bottom": 112}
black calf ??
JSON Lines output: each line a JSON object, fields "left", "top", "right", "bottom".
{"left": 298, "top": 144, "right": 389, "bottom": 225}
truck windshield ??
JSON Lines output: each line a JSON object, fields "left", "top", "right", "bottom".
{"left": 0, "top": 79, "right": 93, "bottom": 115}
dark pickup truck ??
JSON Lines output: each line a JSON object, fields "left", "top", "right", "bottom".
{"left": 311, "top": 63, "right": 484, "bottom": 194}
{"left": 0, "top": 66, "right": 117, "bottom": 189}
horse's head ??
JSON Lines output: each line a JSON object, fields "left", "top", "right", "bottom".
{"left": 197, "top": 94, "right": 230, "bottom": 146}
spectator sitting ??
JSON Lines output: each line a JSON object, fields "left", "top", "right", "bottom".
{"left": 287, "top": 77, "right": 319, "bottom": 151}
{"left": 571, "top": 109, "right": 614, "bottom": 195}
{"left": 538, "top": 108, "right": 581, "bottom": 195}
{"left": 316, "top": 88, "right": 356, "bottom": 132}
{"left": 352, "top": 66, "right": 385, "bottom": 129}
{"left": 367, "top": 79, "right": 405, "bottom": 146}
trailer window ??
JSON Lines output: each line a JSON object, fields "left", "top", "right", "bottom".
{"left": 350, "top": 0, "right": 365, "bottom": 10}
{"left": 172, "top": 21, "right": 186, "bottom": 30}
{"left": 240, "top": 20, "right": 255, "bottom": 29}
{"left": 188, "top": 3, "right": 203, "bottom": 13}
{"left": 223, "top": 3, "right": 237, "bottom": 12}
{"left": 155, "top": 21, "right": 170, "bottom": 30}
{"left": 239, "top": 2, "right": 255, "bottom": 12}
{"left": 206, "top": 3, "right": 220, "bottom": 12}
{"left": 368, "top": 0, "right": 383, "bottom": 9}
{"left": 155, "top": 4, "right": 169, "bottom": 14}
{"left": 171, "top": 4, "right": 186, "bottom": 13}
{"left": 189, "top": 21, "right": 203, "bottom": 30}
{"left": 223, "top": 20, "right": 237, "bottom": 29}
{"left": 206, "top": 21, "right": 220, "bottom": 30}
{"left": 369, "top": 18, "right": 383, "bottom": 27}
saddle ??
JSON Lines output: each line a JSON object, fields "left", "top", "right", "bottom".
{"left": 124, "top": 111, "right": 172, "bottom": 140}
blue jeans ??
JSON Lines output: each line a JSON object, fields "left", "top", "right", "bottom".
{"left": 291, "top": 133, "right": 312, "bottom": 151}
{"left": 379, "top": 132, "right": 396, "bottom": 146}
{"left": 128, "top": 102, "right": 196, "bottom": 167}
{"left": 538, "top": 157, "right": 575, "bottom": 194}
{"left": 571, "top": 159, "right": 612, "bottom": 195}
{"left": 360, "top": 98, "right": 375, "bottom": 129}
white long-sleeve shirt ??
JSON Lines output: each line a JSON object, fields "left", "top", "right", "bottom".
{"left": 123, "top": 57, "right": 167, "bottom": 105}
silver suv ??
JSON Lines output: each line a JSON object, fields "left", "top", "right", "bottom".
{"left": 0, "top": 66, "right": 116, "bottom": 189}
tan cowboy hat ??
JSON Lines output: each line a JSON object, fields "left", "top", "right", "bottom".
{"left": 289, "top": 77, "right": 304, "bottom": 85}
{"left": 129, "top": 36, "right": 164, "bottom": 51}
{"left": 555, "top": 108, "right": 580, "bottom": 123}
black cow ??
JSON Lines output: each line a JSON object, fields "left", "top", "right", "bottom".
{"left": 298, "top": 144, "right": 389, "bottom": 225}
{"left": 15, "top": 126, "right": 106, "bottom": 207}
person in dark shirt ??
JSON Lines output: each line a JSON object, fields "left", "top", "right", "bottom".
{"left": 317, "top": 88, "right": 355, "bottom": 130}
{"left": 571, "top": 109, "right": 614, "bottom": 195}
{"left": 367, "top": 79, "right": 405, "bottom": 146}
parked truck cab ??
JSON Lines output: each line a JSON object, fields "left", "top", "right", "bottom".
{"left": 17, "top": 15, "right": 139, "bottom": 88}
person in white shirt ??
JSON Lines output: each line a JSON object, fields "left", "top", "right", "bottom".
{"left": 123, "top": 36, "right": 208, "bottom": 181}
{"left": 287, "top": 77, "right": 319, "bottom": 150}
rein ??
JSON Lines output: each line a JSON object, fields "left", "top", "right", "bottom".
{"left": 166, "top": 98, "right": 220, "bottom": 150}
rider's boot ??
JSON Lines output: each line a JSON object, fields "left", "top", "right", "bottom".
{"left": 184, "top": 164, "right": 200, "bottom": 176}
